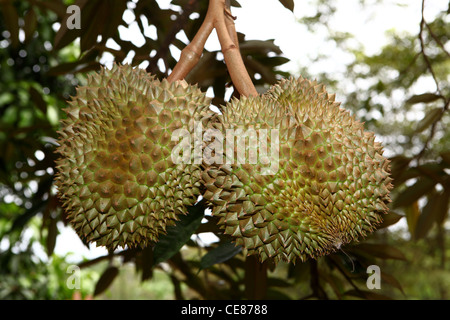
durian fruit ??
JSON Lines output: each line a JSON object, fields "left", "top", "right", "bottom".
{"left": 202, "top": 77, "right": 393, "bottom": 263}
{"left": 56, "top": 64, "right": 213, "bottom": 250}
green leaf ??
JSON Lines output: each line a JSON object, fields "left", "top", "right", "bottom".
{"left": 435, "top": 190, "right": 450, "bottom": 225}
{"left": 33, "top": 0, "right": 67, "bottom": 18}
{"left": 406, "top": 93, "right": 443, "bottom": 105}
{"left": 389, "top": 155, "right": 412, "bottom": 182}
{"left": 79, "top": 1, "right": 105, "bottom": 53}
{"left": 240, "top": 39, "right": 282, "bottom": 54}
{"left": 153, "top": 201, "right": 205, "bottom": 265}
{"left": 243, "top": 57, "right": 278, "bottom": 84}
{"left": 441, "top": 151, "right": 450, "bottom": 166}
{"left": 266, "top": 288, "right": 292, "bottom": 300}
{"left": 415, "top": 108, "right": 443, "bottom": 133}
{"left": 47, "top": 49, "right": 99, "bottom": 75}
{"left": 9, "top": 200, "right": 47, "bottom": 233}
{"left": 46, "top": 217, "right": 58, "bottom": 256}
{"left": 199, "top": 241, "right": 242, "bottom": 270}
{"left": 53, "top": 0, "right": 87, "bottom": 51}
{"left": 230, "top": 0, "right": 241, "bottom": 8}
{"left": 99, "top": 1, "right": 127, "bottom": 41}
{"left": 395, "top": 163, "right": 446, "bottom": 186}
{"left": 279, "top": 0, "right": 295, "bottom": 12}
{"left": 94, "top": 266, "right": 119, "bottom": 296}
{"left": 381, "top": 271, "right": 404, "bottom": 295}
{"left": 393, "top": 178, "right": 436, "bottom": 208}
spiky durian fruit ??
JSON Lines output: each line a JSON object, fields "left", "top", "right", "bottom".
{"left": 56, "top": 64, "right": 212, "bottom": 250}
{"left": 202, "top": 77, "right": 393, "bottom": 263}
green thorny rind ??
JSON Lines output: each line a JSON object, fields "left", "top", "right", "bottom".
{"left": 202, "top": 77, "right": 393, "bottom": 263}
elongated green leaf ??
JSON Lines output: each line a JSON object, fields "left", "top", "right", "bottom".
{"left": 153, "top": 201, "right": 205, "bottom": 265}
{"left": 279, "top": 0, "right": 295, "bottom": 12}
{"left": 435, "top": 190, "right": 450, "bottom": 225}
{"left": 266, "top": 288, "right": 292, "bottom": 300}
{"left": 415, "top": 108, "right": 443, "bottom": 133}
{"left": 381, "top": 271, "right": 404, "bottom": 295}
{"left": 9, "top": 200, "right": 47, "bottom": 233}
{"left": 405, "top": 201, "right": 420, "bottom": 235}
{"left": 389, "top": 155, "right": 412, "bottom": 182}
{"left": 243, "top": 57, "right": 278, "bottom": 84}
{"left": 395, "top": 163, "right": 446, "bottom": 186}
{"left": 0, "top": 2, "right": 19, "bottom": 48}
{"left": 378, "top": 211, "right": 403, "bottom": 229}
{"left": 240, "top": 39, "right": 282, "bottom": 54}
{"left": 46, "top": 217, "right": 58, "bottom": 256}
{"left": 29, "top": 86, "right": 47, "bottom": 114}
{"left": 406, "top": 93, "right": 443, "bottom": 105}
{"left": 78, "top": 0, "right": 109, "bottom": 53}
{"left": 53, "top": 0, "right": 88, "bottom": 50}
{"left": 23, "top": 8, "right": 37, "bottom": 44}
{"left": 393, "top": 178, "right": 436, "bottom": 208}
{"left": 94, "top": 266, "right": 119, "bottom": 296}
{"left": 415, "top": 193, "right": 439, "bottom": 240}
{"left": 47, "top": 48, "right": 99, "bottom": 75}
{"left": 33, "top": 0, "right": 67, "bottom": 18}
{"left": 230, "top": 0, "right": 241, "bottom": 7}
{"left": 353, "top": 243, "right": 407, "bottom": 261}
{"left": 345, "top": 289, "right": 392, "bottom": 300}
{"left": 199, "top": 241, "right": 242, "bottom": 270}
{"left": 100, "top": 0, "right": 127, "bottom": 40}
{"left": 441, "top": 151, "right": 450, "bottom": 166}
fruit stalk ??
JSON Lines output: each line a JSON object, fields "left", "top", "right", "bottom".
{"left": 168, "top": 0, "right": 258, "bottom": 97}
{"left": 167, "top": 4, "right": 214, "bottom": 82}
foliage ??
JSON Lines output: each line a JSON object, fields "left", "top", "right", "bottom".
{"left": 0, "top": 0, "right": 448, "bottom": 300}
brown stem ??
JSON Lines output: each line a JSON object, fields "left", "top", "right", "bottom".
{"left": 212, "top": 0, "right": 257, "bottom": 96}
{"left": 244, "top": 255, "right": 268, "bottom": 299}
{"left": 309, "top": 259, "right": 328, "bottom": 299}
{"left": 414, "top": 0, "right": 449, "bottom": 163}
{"left": 168, "top": 0, "right": 257, "bottom": 97}
{"left": 147, "top": 0, "right": 199, "bottom": 77}
{"left": 167, "top": 8, "right": 214, "bottom": 82}
{"left": 419, "top": 0, "right": 441, "bottom": 95}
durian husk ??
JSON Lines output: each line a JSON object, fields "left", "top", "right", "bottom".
{"left": 56, "top": 64, "right": 213, "bottom": 250}
{"left": 202, "top": 77, "right": 393, "bottom": 263}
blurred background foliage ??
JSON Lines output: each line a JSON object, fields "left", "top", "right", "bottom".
{"left": 0, "top": 0, "right": 448, "bottom": 300}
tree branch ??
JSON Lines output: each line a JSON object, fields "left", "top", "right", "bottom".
{"left": 424, "top": 21, "right": 450, "bottom": 59}
{"left": 167, "top": 2, "right": 214, "bottom": 82}
{"left": 244, "top": 255, "right": 268, "bottom": 299}
{"left": 414, "top": 0, "right": 449, "bottom": 162}
{"left": 147, "top": 0, "right": 199, "bottom": 77}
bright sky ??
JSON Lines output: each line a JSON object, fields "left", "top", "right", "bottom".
{"left": 54, "top": 0, "right": 448, "bottom": 262}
